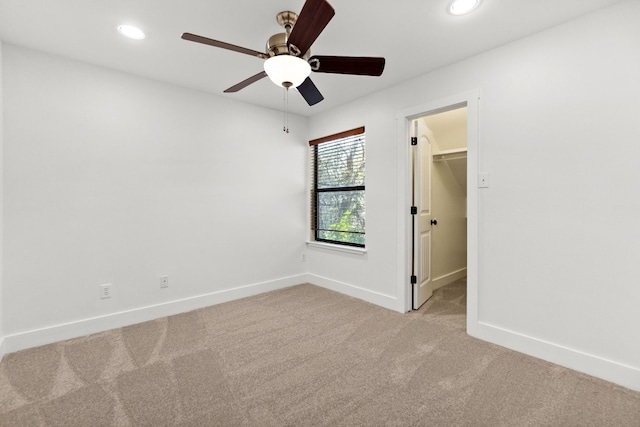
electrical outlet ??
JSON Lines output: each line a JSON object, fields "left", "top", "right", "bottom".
{"left": 100, "top": 283, "right": 112, "bottom": 299}
{"left": 479, "top": 172, "right": 490, "bottom": 188}
{"left": 160, "top": 276, "right": 169, "bottom": 288}
{"left": 301, "top": 253, "right": 306, "bottom": 262}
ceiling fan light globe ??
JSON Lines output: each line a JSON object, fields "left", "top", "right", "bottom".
{"left": 264, "top": 55, "right": 311, "bottom": 88}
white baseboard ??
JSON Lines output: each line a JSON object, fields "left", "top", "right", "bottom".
{"left": 306, "top": 273, "right": 401, "bottom": 312}
{"left": 3, "top": 274, "right": 306, "bottom": 354}
{"left": 432, "top": 268, "right": 467, "bottom": 292}
{"left": 472, "top": 321, "right": 640, "bottom": 392}
{"left": 9, "top": 273, "right": 636, "bottom": 393}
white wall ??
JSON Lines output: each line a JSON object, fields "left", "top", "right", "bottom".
{"left": 0, "top": 41, "right": 4, "bottom": 357}
{"left": 2, "top": 45, "right": 308, "bottom": 350}
{"left": 305, "top": 102, "right": 400, "bottom": 309}
{"left": 307, "top": 0, "right": 640, "bottom": 390}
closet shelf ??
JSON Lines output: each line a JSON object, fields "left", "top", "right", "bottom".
{"left": 433, "top": 147, "right": 467, "bottom": 162}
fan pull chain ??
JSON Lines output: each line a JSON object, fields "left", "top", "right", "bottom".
{"left": 283, "top": 87, "right": 290, "bottom": 133}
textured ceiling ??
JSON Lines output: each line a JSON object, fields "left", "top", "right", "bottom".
{"left": 0, "top": 0, "right": 624, "bottom": 116}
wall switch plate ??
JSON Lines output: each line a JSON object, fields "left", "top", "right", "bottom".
{"left": 160, "top": 276, "right": 169, "bottom": 288}
{"left": 479, "top": 172, "right": 490, "bottom": 188}
{"left": 100, "top": 283, "right": 112, "bottom": 299}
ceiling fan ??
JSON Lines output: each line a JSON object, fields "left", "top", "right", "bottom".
{"left": 181, "top": 0, "right": 385, "bottom": 106}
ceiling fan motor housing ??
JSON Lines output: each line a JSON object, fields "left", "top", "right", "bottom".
{"left": 266, "top": 11, "right": 309, "bottom": 59}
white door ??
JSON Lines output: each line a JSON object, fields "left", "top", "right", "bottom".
{"left": 412, "top": 119, "right": 434, "bottom": 309}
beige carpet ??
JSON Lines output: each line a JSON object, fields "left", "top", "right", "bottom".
{"left": 1, "top": 279, "right": 639, "bottom": 426}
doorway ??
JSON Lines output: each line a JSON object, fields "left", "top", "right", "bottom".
{"left": 411, "top": 107, "right": 468, "bottom": 310}
{"left": 395, "top": 91, "right": 480, "bottom": 335}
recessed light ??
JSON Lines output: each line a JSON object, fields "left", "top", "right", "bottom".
{"left": 118, "top": 24, "right": 145, "bottom": 40}
{"left": 449, "top": 0, "right": 481, "bottom": 15}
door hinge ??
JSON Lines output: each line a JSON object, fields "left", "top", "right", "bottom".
{"left": 410, "top": 206, "right": 417, "bottom": 215}
{"left": 410, "top": 137, "right": 418, "bottom": 146}
{"left": 410, "top": 275, "right": 417, "bottom": 285}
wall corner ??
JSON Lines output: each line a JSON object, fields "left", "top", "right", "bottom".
{"left": 0, "top": 40, "right": 5, "bottom": 360}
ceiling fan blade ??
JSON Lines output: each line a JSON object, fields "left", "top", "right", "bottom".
{"left": 297, "top": 77, "right": 324, "bottom": 106}
{"left": 224, "top": 71, "right": 268, "bottom": 93}
{"left": 310, "top": 56, "right": 386, "bottom": 76}
{"left": 181, "top": 33, "right": 266, "bottom": 59}
{"left": 288, "top": 0, "right": 335, "bottom": 55}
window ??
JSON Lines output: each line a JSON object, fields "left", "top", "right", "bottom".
{"left": 310, "top": 127, "right": 365, "bottom": 247}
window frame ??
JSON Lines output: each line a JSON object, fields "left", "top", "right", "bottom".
{"left": 309, "top": 126, "right": 366, "bottom": 248}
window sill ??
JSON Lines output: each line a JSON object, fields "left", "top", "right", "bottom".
{"left": 306, "top": 241, "right": 367, "bottom": 255}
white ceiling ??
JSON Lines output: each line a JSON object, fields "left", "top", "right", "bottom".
{"left": 0, "top": 0, "right": 623, "bottom": 117}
